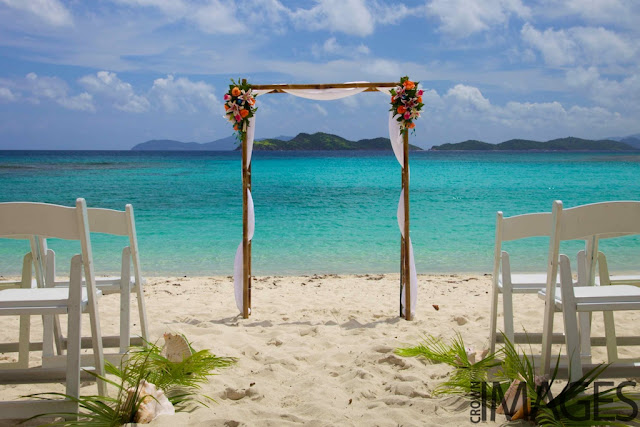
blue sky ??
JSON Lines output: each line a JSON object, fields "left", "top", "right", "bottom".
{"left": 0, "top": 0, "right": 638, "bottom": 149}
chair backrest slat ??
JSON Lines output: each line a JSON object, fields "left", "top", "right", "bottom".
{"left": 0, "top": 202, "right": 81, "bottom": 240}
{"left": 501, "top": 212, "right": 552, "bottom": 241}
{"left": 88, "top": 208, "right": 128, "bottom": 236}
{"left": 557, "top": 201, "right": 640, "bottom": 241}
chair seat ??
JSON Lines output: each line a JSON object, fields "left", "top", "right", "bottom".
{"left": 539, "top": 285, "right": 640, "bottom": 305}
{"left": 0, "top": 288, "right": 100, "bottom": 309}
{"left": 499, "top": 273, "right": 557, "bottom": 293}
{"left": 595, "top": 275, "right": 640, "bottom": 285}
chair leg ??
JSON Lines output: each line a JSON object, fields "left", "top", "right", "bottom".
{"left": 17, "top": 315, "right": 30, "bottom": 369}
{"left": 559, "top": 256, "right": 583, "bottom": 382}
{"left": 489, "top": 285, "right": 499, "bottom": 354}
{"left": 120, "top": 249, "right": 131, "bottom": 355}
{"left": 503, "top": 284, "right": 515, "bottom": 343}
{"left": 66, "top": 255, "right": 83, "bottom": 411}
{"left": 603, "top": 311, "right": 618, "bottom": 363}
{"left": 578, "top": 312, "right": 592, "bottom": 363}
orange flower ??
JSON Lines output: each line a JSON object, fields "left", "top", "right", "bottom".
{"left": 397, "top": 105, "right": 406, "bottom": 114}
{"left": 417, "top": 96, "right": 423, "bottom": 103}
{"left": 407, "top": 122, "right": 415, "bottom": 129}
{"left": 224, "top": 104, "right": 229, "bottom": 110}
{"left": 233, "top": 124, "right": 239, "bottom": 131}
{"left": 391, "top": 95, "right": 394, "bottom": 102}
{"left": 240, "top": 109, "right": 249, "bottom": 118}
{"left": 403, "top": 80, "right": 415, "bottom": 89}
{"left": 231, "top": 87, "right": 241, "bottom": 97}
{"left": 249, "top": 98, "right": 255, "bottom": 105}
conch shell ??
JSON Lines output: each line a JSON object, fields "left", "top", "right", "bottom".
{"left": 495, "top": 378, "right": 526, "bottom": 416}
{"left": 455, "top": 347, "right": 490, "bottom": 366}
{"left": 125, "top": 380, "right": 175, "bottom": 424}
{"left": 160, "top": 333, "right": 192, "bottom": 362}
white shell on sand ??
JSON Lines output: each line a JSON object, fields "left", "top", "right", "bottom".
{"left": 126, "top": 380, "right": 175, "bottom": 424}
{"left": 495, "top": 379, "right": 526, "bottom": 415}
{"left": 160, "top": 333, "right": 192, "bottom": 362}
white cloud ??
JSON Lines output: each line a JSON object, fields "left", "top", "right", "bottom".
{"left": 522, "top": 23, "right": 636, "bottom": 67}
{"left": 535, "top": 0, "right": 640, "bottom": 30}
{"left": 0, "top": 87, "right": 16, "bottom": 102}
{"left": 6, "top": 73, "right": 96, "bottom": 112}
{"left": 312, "top": 37, "right": 370, "bottom": 58}
{"left": 444, "top": 84, "right": 492, "bottom": 113}
{"left": 427, "top": 0, "right": 530, "bottom": 38}
{"left": 79, "top": 71, "right": 150, "bottom": 113}
{"left": 57, "top": 92, "right": 96, "bottom": 112}
{"left": 0, "top": 0, "right": 72, "bottom": 27}
{"left": 190, "top": 1, "right": 245, "bottom": 34}
{"left": 566, "top": 66, "right": 640, "bottom": 111}
{"left": 290, "top": 0, "right": 374, "bottom": 36}
{"left": 150, "top": 75, "right": 220, "bottom": 114}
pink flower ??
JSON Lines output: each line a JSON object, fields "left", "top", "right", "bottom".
{"left": 235, "top": 114, "right": 242, "bottom": 122}
{"left": 417, "top": 90, "right": 424, "bottom": 96}
{"left": 224, "top": 94, "right": 231, "bottom": 100}
{"left": 404, "top": 112, "right": 411, "bottom": 120}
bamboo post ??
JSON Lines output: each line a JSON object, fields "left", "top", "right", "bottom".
{"left": 403, "top": 129, "right": 411, "bottom": 320}
{"left": 242, "top": 127, "right": 249, "bottom": 319}
{"left": 248, "top": 162, "right": 252, "bottom": 311}
{"left": 400, "top": 236, "right": 404, "bottom": 317}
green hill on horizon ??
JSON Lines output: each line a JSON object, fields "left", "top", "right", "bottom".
{"left": 246, "top": 132, "right": 423, "bottom": 151}
{"left": 431, "top": 136, "right": 637, "bottom": 151}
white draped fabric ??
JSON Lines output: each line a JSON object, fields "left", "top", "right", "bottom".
{"left": 282, "top": 87, "right": 368, "bottom": 100}
{"left": 233, "top": 83, "right": 419, "bottom": 316}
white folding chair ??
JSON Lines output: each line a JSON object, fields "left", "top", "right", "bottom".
{"left": 0, "top": 199, "right": 106, "bottom": 420}
{"left": 488, "top": 211, "right": 560, "bottom": 353}
{"left": 41, "top": 204, "right": 149, "bottom": 362}
{"left": 539, "top": 201, "right": 640, "bottom": 381}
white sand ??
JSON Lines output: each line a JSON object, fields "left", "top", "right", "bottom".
{"left": 1, "top": 273, "right": 639, "bottom": 426}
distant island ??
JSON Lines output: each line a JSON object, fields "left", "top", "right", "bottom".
{"left": 132, "top": 132, "right": 422, "bottom": 151}
{"left": 246, "top": 132, "right": 422, "bottom": 151}
{"left": 430, "top": 137, "right": 638, "bottom": 151}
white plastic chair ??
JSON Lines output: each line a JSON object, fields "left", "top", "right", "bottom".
{"left": 539, "top": 201, "right": 640, "bottom": 381}
{"left": 0, "top": 199, "right": 106, "bottom": 420}
{"left": 41, "top": 204, "right": 149, "bottom": 362}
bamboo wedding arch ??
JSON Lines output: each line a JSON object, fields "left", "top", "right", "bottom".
{"left": 230, "top": 80, "right": 419, "bottom": 321}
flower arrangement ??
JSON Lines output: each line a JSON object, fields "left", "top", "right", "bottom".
{"left": 390, "top": 76, "right": 424, "bottom": 132}
{"left": 223, "top": 78, "right": 257, "bottom": 140}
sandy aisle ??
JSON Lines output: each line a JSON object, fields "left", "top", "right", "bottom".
{"left": 1, "top": 273, "right": 638, "bottom": 426}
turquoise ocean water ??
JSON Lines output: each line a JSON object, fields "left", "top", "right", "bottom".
{"left": 1, "top": 150, "right": 640, "bottom": 276}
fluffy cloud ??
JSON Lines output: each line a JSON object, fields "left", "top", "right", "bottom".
{"left": 0, "top": 87, "right": 16, "bottom": 102}
{"left": 312, "top": 37, "right": 370, "bottom": 58}
{"left": 522, "top": 23, "right": 636, "bottom": 67}
{"left": 427, "top": 0, "right": 529, "bottom": 38}
{"left": 150, "top": 75, "right": 219, "bottom": 113}
{"left": 0, "top": 0, "right": 72, "bottom": 26}
{"left": 423, "top": 83, "right": 631, "bottom": 141}
{"left": 566, "top": 66, "right": 640, "bottom": 111}
{"left": 290, "top": 0, "right": 374, "bottom": 36}
{"left": 79, "top": 71, "right": 150, "bottom": 113}
{"left": 0, "top": 73, "right": 95, "bottom": 111}
{"left": 57, "top": 92, "right": 96, "bottom": 112}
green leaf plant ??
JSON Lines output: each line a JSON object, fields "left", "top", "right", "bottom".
{"left": 22, "top": 336, "right": 237, "bottom": 426}
{"left": 396, "top": 332, "right": 639, "bottom": 425}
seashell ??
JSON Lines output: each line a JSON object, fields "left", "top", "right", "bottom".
{"left": 495, "top": 379, "right": 526, "bottom": 416}
{"left": 161, "top": 333, "right": 192, "bottom": 363}
{"left": 125, "top": 380, "right": 175, "bottom": 424}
